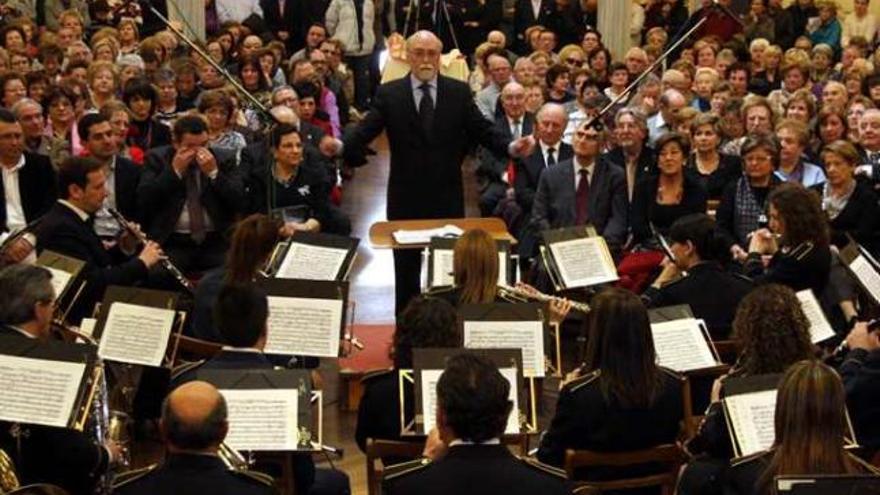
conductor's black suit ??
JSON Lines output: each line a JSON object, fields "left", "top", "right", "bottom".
{"left": 343, "top": 73, "right": 511, "bottom": 312}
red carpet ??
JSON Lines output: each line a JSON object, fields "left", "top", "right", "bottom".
{"left": 340, "top": 324, "right": 395, "bottom": 373}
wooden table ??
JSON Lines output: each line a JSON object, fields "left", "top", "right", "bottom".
{"left": 369, "top": 217, "right": 516, "bottom": 249}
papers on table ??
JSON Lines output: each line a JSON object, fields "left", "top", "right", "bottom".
{"left": 650, "top": 318, "right": 719, "bottom": 372}
{"left": 430, "top": 249, "right": 508, "bottom": 288}
{"left": 464, "top": 320, "right": 545, "bottom": 378}
{"left": 723, "top": 389, "right": 777, "bottom": 458}
{"left": 220, "top": 389, "right": 300, "bottom": 451}
{"left": 796, "top": 290, "right": 836, "bottom": 344}
{"left": 0, "top": 354, "right": 87, "bottom": 428}
{"left": 547, "top": 236, "right": 618, "bottom": 288}
{"left": 265, "top": 296, "right": 343, "bottom": 357}
{"left": 392, "top": 224, "right": 464, "bottom": 245}
{"left": 97, "top": 302, "right": 176, "bottom": 367}
{"left": 419, "top": 367, "right": 519, "bottom": 435}
{"left": 276, "top": 242, "right": 350, "bottom": 281}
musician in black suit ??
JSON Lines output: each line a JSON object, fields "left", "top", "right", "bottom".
{"left": 34, "top": 157, "right": 163, "bottom": 323}
{"left": 171, "top": 284, "right": 350, "bottom": 495}
{"left": 382, "top": 353, "right": 570, "bottom": 495}
{"left": 78, "top": 113, "right": 141, "bottom": 240}
{"left": 0, "top": 264, "right": 118, "bottom": 494}
{"left": 338, "top": 31, "right": 534, "bottom": 314}
{"left": 0, "top": 109, "right": 56, "bottom": 265}
{"left": 137, "top": 116, "right": 246, "bottom": 275}
{"left": 512, "top": 0, "right": 553, "bottom": 53}
{"left": 840, "top": 321, "right": 880, "bottom": 457}
{"left": 531, "top": 121, "right": 629, "bottom": 249}
{"left": 260, "top": 0, "right": 306, "bottom": 53}
{"left": 477, "top": 81, "right": 535, "bottom": 217}
{"left": 113, "top": 381, "right": 277, "bottom": 495}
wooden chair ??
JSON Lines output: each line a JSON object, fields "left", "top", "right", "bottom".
{"left": 173, "top": 335, "right": 223, "bottom": 365}
{"left": 564, "top": 444, "right": 686, "bottom": 495}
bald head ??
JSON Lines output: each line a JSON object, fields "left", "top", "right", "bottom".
{"left": 162, "top": 381, "right": 228, "bottom": 452}
{"left": 487, "top": 30, "right": 506, "bottom": 48}
{"left": 270, "top": 105, "right": 299, "bottom": 126}
{"left": 659, "top": 89, "right": 686, "bottom": 123}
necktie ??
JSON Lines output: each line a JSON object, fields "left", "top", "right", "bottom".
{"left": 575, "top": 168, "right": 590, "bottom": 225}
{"left": 546, "top": 147, "right": 556, "bottom": 167}
{"left": 419, "top": 83, "right": 434, "bottom": 134}
{"left": 186, "top": 167, "right": 206, "bottom": 244}
{"left": 512, "top": 119, "right": 521, "bottom": 140}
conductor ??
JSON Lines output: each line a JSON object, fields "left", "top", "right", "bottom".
{"left": 333, "top": 30, "right": 535, "bottom": 313}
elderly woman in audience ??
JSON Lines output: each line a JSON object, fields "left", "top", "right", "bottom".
{"left": 813, "top": 104, "right": 848, "bottom": 163}
{"left": 0, "top": 72, "right": 26, "bottom": 109}
{"left": 198, "top": 89, "right": 247, "bottom": 158}
{"left": 846, "top": 95, "right": 874, "bottom": 143}
{"left": 537, "top": 288, "right": 684, "bottom": 474}
{"left": 782, "top": 88, "right": 816, "bottom": 124}
{"left": 43, "top": 84, "right": 81, "bottom": 168}
{"left": 774, "top": 119, "right": 826, "bottom": 187}
{"left": 86, "top": 61, "right": 118, "bottom": 110}
{"left": 687, "top": 114, "right": 742, "bottom": 199}
{"left": 717, "top": 135, "right": 783, "bottom": 258}
{"left": 726, "top": 360, "right": 878, "bottom": 495}
{"left": 678, "top": 284, "right": 815, "bottom": 495}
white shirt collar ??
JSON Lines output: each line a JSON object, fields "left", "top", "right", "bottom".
{"left": 220, "top": 346, "right": 263, "bottom": 353}
{"left": 7, "top": 325, "right": 36, "bottom": 339}
{"left": 574, "top": 156, "right": 595, "bottom": 175}
{"left": 411, "top": 74, "right": 438, "bottom": 91}
{"left": 58, "top": 199, "right": 90, "bottom": 222}
{"left": 448, "top": 438, "right": 501, "bottom": 447}
{"left": 1, "top": 153, "right": 26, "bottom": 173}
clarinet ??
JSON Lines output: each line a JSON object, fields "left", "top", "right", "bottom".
{"left": 107, "top": 208, "right": 195, "bottom": 293}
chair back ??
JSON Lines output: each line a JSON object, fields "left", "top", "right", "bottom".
{"left": 366, "top": 439, "right": 425, "bottom": 495}
{"left": 564, "top": 444, "right": 686, "bottom": 495}
{"left": 174, "top": 335, "right": 223, "bottom": 364}
{"left": 712, "top": 340, "right": 741, "bottom": 365}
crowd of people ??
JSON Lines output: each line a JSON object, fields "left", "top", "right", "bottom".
{"left": 2, "top": 0, "right": 880, "bottom": 493}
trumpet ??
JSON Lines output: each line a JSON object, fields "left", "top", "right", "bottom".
{"left": 107, "top": 208, "right": 195, "bottom": 293}
{"left": 497, "top": 284, "right": 591, "bottom": 314}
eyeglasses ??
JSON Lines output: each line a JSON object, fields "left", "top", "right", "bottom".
{"left": 566, "top": 58, "right": 584, "bottom": 66}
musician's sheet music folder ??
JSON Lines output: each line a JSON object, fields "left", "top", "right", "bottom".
{"left": 411, "top": 348, "right": 523, "bottom": 436}
{"left": 459, "top": 303, "right": 547, "bottom": 378}
{"left": 198, "top": 369, "right": 314, "bottom": 451}
{"left": 840, "top": 242, "right": 880, "bottom": 305}
{"left": 427, "top": 236, "right": 512, "bottom": 288}
{"left": 0, "top": 335, "right": 96, "bottom": 429}
{"left": 93, "top": 286, "right": 180, "bottom": 367}
{"left": 541, "top": 226, "right": 618, "bottom": 289}
{"left": 722, "top": 374, "right": 782, "bottom": 459}
{"left": 258, "top": 278, "right": 348, "bottom": 358}
{"left": 275, "top": 231, "right": 359, "bottom": 281}
{"left": 777, "top": 475, "right": 880, "bottom": 494}
{"left": 36, "top": 250, "right": 85, "bottom": 301}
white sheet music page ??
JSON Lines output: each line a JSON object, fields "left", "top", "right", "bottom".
{"left": 796, "top": 290, "right": 836, "bottom": 344}
{"left": 220, "top": 389, "right": 299, "bottom": 451}
{"left": 549, "top": 237, "right": 618, "bottom": 288}
{"left": 420, "top": 367, "right": 520, "bottom": 434}
{"left": 431, "top": 250, "right": 507, "bottom": 287}
{"left": 265, "top": 296, "right": 342, "bottom": 357}
{"left": 724, "top": 389, "right": 777, "bottom": 458}
{"left": 0, "top": 354, "right": 86, "bottom": 428}
{"left": 650, "top": 319, "right": 717, "bottom": 372}
{"left": 463, "top": 321, "right": 545, "bottom": 378}
{"left": 850, "top": 255, "right": 880, "bottom": 304}
{"left": 276, "top": 242, "right": 349, "bottom": 281}
{"left": 42, "top": 266, "right": 72, "bottom": 299}
{"left": 98, "top": 302, "right": 175, "bottom": 367}
{"left": 392, "top": 225, "right": 464, "bottom": 245}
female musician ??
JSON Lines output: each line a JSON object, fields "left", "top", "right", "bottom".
{"left": 726, "top": 360, "right": 878, "bottom": 495}
{"left": 191, "top": 214, "right": 283, "bottom": 342}
{"left": 536, "top": 288, "right": 684, "bottom": 472}
{"left": 678, "top": 285, "right": 815, "bottom": 495}
{"left": 745, "top": 182, "right": 832, "bottom": 294}
{"left": 687, "top": 114, "right": 742, "bottom": 199}
{"left": 644, "top": 214, "right": 753, "bottom": 340}
{"left": 428, "top": 229, "right": 571, "bottom": 324}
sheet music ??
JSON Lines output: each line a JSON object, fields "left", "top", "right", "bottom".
{"left": 420, "top": 367, "right": 519, "bottom": 434}
{"left": 79, "top": 318, "right": 97, "bottom": 338}
{"left": 650, "top": 319, "right": 718, "bottom": 372}
{"left": 220, "top": 389, "right": 299, "bottom": 451}
{"left": 276, "top": 242, "right": 349, "bottom": 281}
{"left": 463, "top": 321, "right": 545, "bottom": 378}
{"left": 97, "top": 302, "right": 175, "bottom": 367}
{"left": 392, "top": 224, "right": 464, "bottom": 245}
{"left": 431, "top": 249, "right": 507, "bottom": 287}
{"left": 0, "top": 354, "right": 87, "bottom": 428}
{"left": 42, "top": 266, "right": 72, "bottom": 299}
{"left": 548, "top": 237, "right": 618, "bottom": 288}
{"left": 265, "top": 296, "right": 342, "bottom": 357}
{"left": 796, "top": 290, "right": 836, "bottom": 344}
{"left": 724, "top": 389, "right": 777, "bottom": 457}
{"left": 850, "top": 254, "right": 880, "bottom": 304}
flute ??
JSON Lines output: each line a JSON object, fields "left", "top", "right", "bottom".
{"left": 832, "top": 318, "right": 880, "bottom": 358}
{"left": 108, "top": 208, "right": 195, "bottom": 293}
{"left": 497, "top": 284, "right": 591, "bottom": 314}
